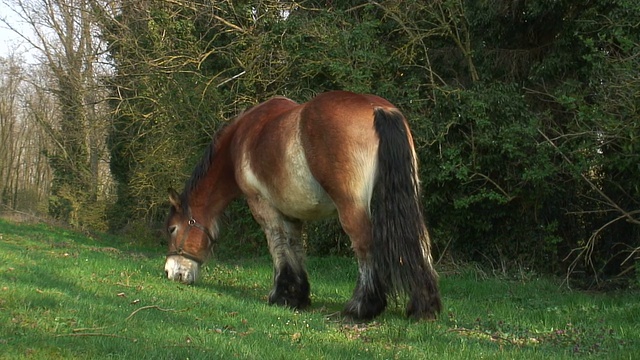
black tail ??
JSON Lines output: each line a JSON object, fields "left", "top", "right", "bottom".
{"left": 371, "top": 108, "right": 442, "bottom": 319}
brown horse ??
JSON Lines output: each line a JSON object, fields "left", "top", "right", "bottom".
{"left": 164, "top": 91, "right": 442, "bottom": 320}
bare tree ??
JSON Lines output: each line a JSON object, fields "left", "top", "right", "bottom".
{"left": 0, "top": 54, "right": 52, "bottom": 216}
{"left": 0, "top": 56, "right": 23, "bottom": 209}
{"left": 1, "top": 0, "right": 112, "bottom": 227}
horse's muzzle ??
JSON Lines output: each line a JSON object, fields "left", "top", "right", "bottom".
{"left": 164, "top": 255, "right": 200, "bottom": 284}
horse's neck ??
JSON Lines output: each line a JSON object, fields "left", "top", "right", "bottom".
{"left": 191, "top": 128, "right": 240, "bottom": 222}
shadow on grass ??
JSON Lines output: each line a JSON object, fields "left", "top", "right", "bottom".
{"left": 195, "top": 255, "right": 417, "bottom": 324}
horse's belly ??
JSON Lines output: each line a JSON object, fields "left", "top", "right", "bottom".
{"left": 270, "top": 121, "right": 337, "bottom": 220}
{"left": 277, "top": 176, "right": 336, "bottom": 220}
{"left": 240, "top": 145, "right": 336, "bottom": 221}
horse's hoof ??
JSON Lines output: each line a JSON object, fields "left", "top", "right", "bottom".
{"left": 269, "top": 292, "right": 311, "bottom": 310}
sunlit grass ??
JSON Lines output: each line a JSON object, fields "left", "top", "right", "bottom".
{"left": 0, "top": 218, "right": 638, "bottom": 359}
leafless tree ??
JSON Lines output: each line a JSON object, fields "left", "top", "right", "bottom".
{"left": 0, "top": 54, "right": 52, "bottom": 215}
{"left": 1, "top": 0, "right": 112, "bottom": 227}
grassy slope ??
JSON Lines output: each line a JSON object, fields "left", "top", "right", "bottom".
{"left": 0, "top": 218, "right": 638, "bottom": 359}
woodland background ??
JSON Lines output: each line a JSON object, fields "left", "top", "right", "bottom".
{"left": 0, "top": 0, "right": 638, "bottom": 287}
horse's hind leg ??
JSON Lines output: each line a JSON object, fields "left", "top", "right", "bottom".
{"left": 246, "top": 197, "right": 310, "bottom": 309}
{"left": 339, "top": 205, "right": 387, "bottom": 320}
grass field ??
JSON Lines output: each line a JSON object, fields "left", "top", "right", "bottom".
{"left": 1, "top": 218, "right": 638, "bottom": 359}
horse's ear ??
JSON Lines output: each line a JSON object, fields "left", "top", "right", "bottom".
{"left": 168, "top": 187, "right": 182, "bottom": 211}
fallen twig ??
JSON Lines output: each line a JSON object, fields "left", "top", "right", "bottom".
{"left": 56, "top": 332, "right": 129, "bottom": 339}
{"left": 125, "top": 305, "right": 187, "bottom": 321}
{"left": 72, "top": 327, "right": 108, "bottom": 333}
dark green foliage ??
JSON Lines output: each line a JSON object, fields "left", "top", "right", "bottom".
{"left": 305, "top": 219, "right": 351, "bottom": 256}
{"left": 97, "top": 0, "right": 640, "bottom": 284}
{"left": 420, "top": 84, "right": 568, "bottom": 270}
{"left": 215, "top": 200, "right": 268, "bottom": 258}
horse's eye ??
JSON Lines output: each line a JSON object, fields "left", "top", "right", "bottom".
{"left": 168, "top": 225, "right": 177, "bottom": 235}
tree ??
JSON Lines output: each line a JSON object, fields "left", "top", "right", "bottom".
{"left": 2, "top": 0, "right": 112, "bottom": 228}
{"left": 0, "top": 55, "right": 52, "bottom": 215}
{"left": 94, "top": 0, "right": 237, "bottom": 228}
{"left": 0, "top": 56, "right": 25, "bottom": 209}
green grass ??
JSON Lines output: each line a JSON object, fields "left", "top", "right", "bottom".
{"left": 1, "top": 218, "right": 638, "bottom": 359}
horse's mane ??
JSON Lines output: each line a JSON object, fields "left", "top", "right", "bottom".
{"left": 181, "top": 122, "right": 232, "bottom": 209}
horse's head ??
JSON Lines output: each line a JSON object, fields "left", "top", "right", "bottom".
{"left": 164, "top": 188, "right": 215, "bottom": 284}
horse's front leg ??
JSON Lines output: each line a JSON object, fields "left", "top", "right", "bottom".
{"left": 247, "top": 197, "right": 310, "bottom": 310}
{"left": 265, "top": 219, "right": 310, "bottom": 309}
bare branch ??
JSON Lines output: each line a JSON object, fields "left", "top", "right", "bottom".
{"left": 539, "top": 129, "right": 640, "bottom": 226}
{"left": 125, "top": 305, "right": 187, "bottom": 321}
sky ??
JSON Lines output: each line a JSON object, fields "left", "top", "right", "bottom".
{"left": 0, "top": 29, "right": 19, "bottom": 58}
{"left": 0, "top": 26, "right": 15, "bottom": 58}
{"left": 0, "top": 2, "right": 36, "bottom": 62}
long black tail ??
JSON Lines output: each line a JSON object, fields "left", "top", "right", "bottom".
{"left": 371, "top": 108, "right": 442, "bottom": 319}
